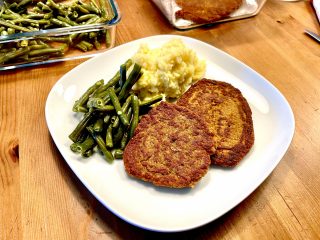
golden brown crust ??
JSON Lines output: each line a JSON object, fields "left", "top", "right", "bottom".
{"left": 175, "top": 0, "right": 243, "bottom": 24}
{"left": 123, "top": 101, "right": 215, "bottom": 188}
{"left": 177, "top": 79, "right": 254, "bottom": 167}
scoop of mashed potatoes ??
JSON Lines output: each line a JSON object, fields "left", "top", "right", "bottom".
{"left": 132, "top": 39, "right": 206, "bottom": 100}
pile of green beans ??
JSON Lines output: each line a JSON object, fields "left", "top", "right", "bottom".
{"left": 69, "top": 59, "right": 163, "bottom": 162}
{"left": 0, "top": 0, "right": 114, "bottom": 65}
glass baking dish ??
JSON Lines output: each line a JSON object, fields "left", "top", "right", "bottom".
{"left": 0, "top": 0, "right": 120, "bottom": 70}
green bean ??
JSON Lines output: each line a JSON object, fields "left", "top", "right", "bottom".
{"left": 17, "top": 40, "right": 28, "bottom": 47}
{"left": 85, "top": 3, "right": 100, "bottom": 15}
{"left": 37, "top": 2, "right": 52, "bottom": 12}
{"left": 104, "top": 115, "right": 111, "bottom": 124}
{"left": 108, "top": 87, "right": 129, "bottom": 127}
{"left": 120, "top": 132, "right": 128, "bottom": 150}
{"left": 126, "top": 107, "right": 133, "bottom": 123}
{"left": 28, "top": 47, "right": 63, "bottom": 57}
{"left": 8, "top": 2, "right": 18, "bottom": 10}
{"left": 128, "top": 95, "right": 139, "bottom": 140}
{"left": 122, "top": 95, "right": 133, "bottom": 113}
{"left": 77, "top": 0, "right": 100, "bottom": 14}
{"left": 110, "top": 94, "right": 132, "bottom": 128}
{"left": 85, "top": 15, "right": 100, "bottom": 24}
{"left": 0, "top": 19, "right": 31, "bottom": 32}
{"left": 76, "top": 131, "right": 89, "bottom": 143}
{"left": 74, "top": 4, "right": 90, "bottom": 14}
{"left": 91, "top": 0, "right": 99, "bottom": 9}
{"left": 73, "top": 79, "right": 104, "bottom": 112}
{"left": 75, "top": 42, "right": 87, "bottom": 51}
{"left": 75, "top": 13, "right": 98, "bottom": 23}
{"left": 0, "top": 47, "right": 30, "bottom": 64}
{"left": 113, "top": 125, "right": 124, "bottom": 145}
{"left": 90, "top": 79, "right": 106, "bottom": 94}
{"left": 105, "top": 124, "right": 113, "bottom": 148}
{"left": 87, "top": 97, "right": 105, "bottom": 108}
{"left": 32, "top": 6, "right": 42, "bottom": 13}
{"left": 17, "top": 0, "right": 33, "bottom": 9}
{"left": 1, "top": 31, "right": 8, "bottom": 36}
{"left": 98, "top": 92, "right": 110, "bottom": 102}
{"left": 119, "top": 63, "right": 126, "bottom": 88}
{"left": 93, "top": 37, "right": 101, "bottom": 50}
{"left": 87, "top": 126, "right": 113, "bottom": 163}
{"left": 4, "top": 9, "right": 21, "bottom": 18}
{"left": 82, "top": 149, "right": 94, "bottom": 158}
{"left": 46, "top": 0, "right": 68, "bottom": 16}
{"left": 88, "top": 31, "right": 97, "bottom": 39}
{"left": 79, "top": 40, "right": 93, "bottom": 51}
{"left": 1, "top": 14, "right": 18, "bottom": 20}
{"left": 113, "top": 149, "right": 123, "bottom": 159}
{"left": 27, "top": 26, "right": 39, "bottom": 31}
{"left": 76, "top": 32, "right": 88, "bottom": 41}
{"left": 43, "top": 12, "right": 53, "bottom": 19}
{"left": 36, "top": 19, "right": 52, "bottom": 25}
{"left": 24, "top": 13, "right": 47, "bottom": 19}
{"left": 105, "top": 29, "right": 111, "bottom": 47}
{"left": 70, "top": 10, "right": 78, "bottom": 19}
{"left": 111, "top": 116, "right": 120, "bottom": 129}
{"left": 57, "top": 16, "right": 78, "bottom": 26}
{"left": 28, "top": 44, "right": 47, "bottom": 50}
{"left": 118, "top": 63, "right": 142, "bottom": 101}
{"left": 50, "top": 18, "right": 71, "bottom": 27}
{"left": 39, "top": 36, "right": 71, "bottom": 43}
{"left": 69, "top": 110, "right": 94, "bottom": 142}
{"left": 93, "top": 118, "right": 104, "bottom": 132}
{"left": 99, "top": 0, "right": 107, "bottom": 18}
{"left": 95, "top": 105, "right": 115, "bottom": 112}
{"left": 11, "top": 18, "right": 45, "bottom": 25}
{"left": 0, "top": 47, "right": 15, "bottom": 53}
{"left": 17, "top": 54, "right": 51, "bottom": 62}
{"left": 139, "top": 95, "right": 163, "bottom": 107}
{"left": 74, "top": 105, "right": 88, "bottom": 113}
{"left": 7, "top": 27, "right": 15, "bottom": 34}
{"left": 70, "top": 135, "right": 95, "bottom": 154}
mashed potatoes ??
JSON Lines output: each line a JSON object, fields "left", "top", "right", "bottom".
{"left": 132, "top": 39, "right": 206, "bottom": 100}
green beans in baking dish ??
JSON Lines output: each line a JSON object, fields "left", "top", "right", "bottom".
{"left": 0, "top": 0, "right": 114, "bottom": 65}
{"left": 69, "top": 59, "right": 163, "bottom": 162}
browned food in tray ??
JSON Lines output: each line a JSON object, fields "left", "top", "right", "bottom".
{"left": 175, "top": 0, "right": 243, "bottom": 24}
{"left": 123, "top": 101, "right": 215, "bottom": 188}
{"left": 177, "top": 79, "right": 254, "bottom": 167}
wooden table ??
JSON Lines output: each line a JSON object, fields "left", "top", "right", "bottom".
{"left": 1, "top": 0, "right": 320, "bottom": 239}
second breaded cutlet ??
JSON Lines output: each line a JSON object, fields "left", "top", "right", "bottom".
{"left": 175, "top": 0, "right": 243, "bottom": 24}
{"left": 177, "top": 79, "right": 254, "bottom": 167}
{"left": 123, "top": 101, "right": 215, "bottom": 188}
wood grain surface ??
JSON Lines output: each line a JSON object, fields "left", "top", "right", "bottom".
{"left": 1, "top": 0, "right": 320, "bottom": 239}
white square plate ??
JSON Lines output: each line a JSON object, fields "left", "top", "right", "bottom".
{"left": 45, "top": 35, "right": 295, "bottom": 232}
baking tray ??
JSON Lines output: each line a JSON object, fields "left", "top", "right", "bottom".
{"left": 152, "top": 0, "right": 267, "bottom": 30}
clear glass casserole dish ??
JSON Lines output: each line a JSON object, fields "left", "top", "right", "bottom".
{"left": 0, "top": 0, "right": 120, "bottom": 70}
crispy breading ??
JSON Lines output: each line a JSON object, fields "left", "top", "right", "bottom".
{"left": 123, "top": 101, "right": 215, "bottom": 188}
{"left": 177, "top": 79, "right": 254, "bottom": 167}
{"left": 175, "top": 0, "right": 243, "bottom": 24}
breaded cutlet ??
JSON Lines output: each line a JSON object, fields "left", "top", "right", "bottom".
{"left": 123, "top": 101, "right": 215, "bottom": 188}
{"left": 177, "top": 79, "right": 254, "bottom": 167}
{"left": 175, "top": 0, "right": 243, "bottom": 24}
